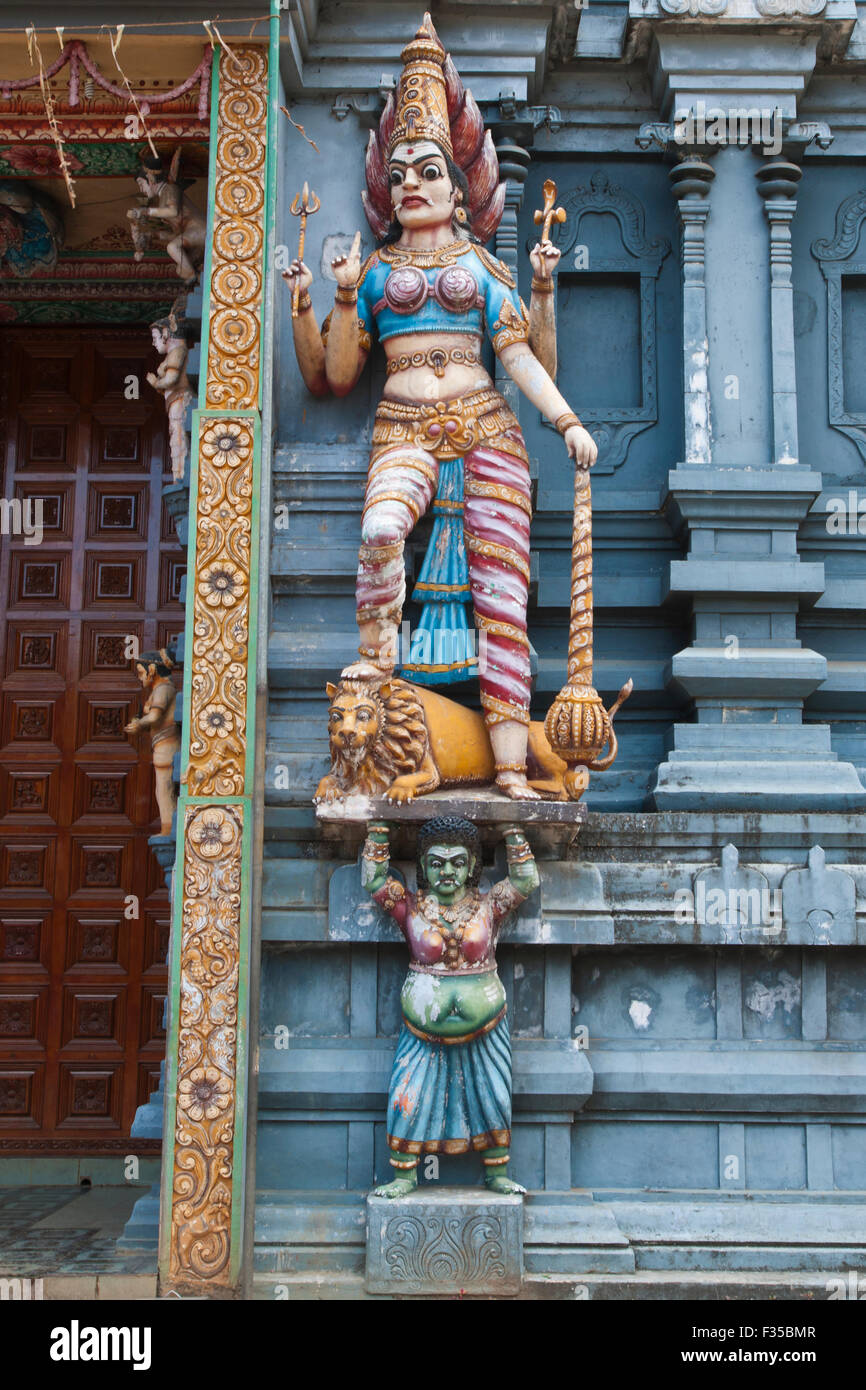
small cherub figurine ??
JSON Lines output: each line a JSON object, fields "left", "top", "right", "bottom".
{"left": 147, "top": 313, "right": 194, "bottom": 482}
{"left": 127, "top": 151, "right": 205, "bottom": 285}
{"left": 361, "top": 815, "right": 539, "bottom": 1198}
{"left": 125, "top": 649, "right": 180, "bottom": 836}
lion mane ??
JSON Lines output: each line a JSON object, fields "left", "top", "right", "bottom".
{"left": 330, "top": 676, "right": 429, "bottom": 796}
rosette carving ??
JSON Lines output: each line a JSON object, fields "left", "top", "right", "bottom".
{"left": 169, "top": 803, "right": 243, "bottom": 1286}
{"left": 206, "top": 45, "right": 267, "bottom": 412}
{"left": 188, "top": 418, "right": 253, "bottom": 796}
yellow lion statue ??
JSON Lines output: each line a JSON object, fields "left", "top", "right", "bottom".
{"left": 313, "top": 674, "right": 585, "bottom": 805}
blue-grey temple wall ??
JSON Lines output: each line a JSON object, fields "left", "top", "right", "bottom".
{"left": 254, "top": 0, "right": 866, "bottom": 1290}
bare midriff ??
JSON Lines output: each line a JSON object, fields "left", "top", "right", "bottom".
{"left": 382, "top": 330, "right": 492, "bottom": 402}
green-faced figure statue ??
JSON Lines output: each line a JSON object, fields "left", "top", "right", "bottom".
{"left": 361, "top": 815, "right": 540, "bottom": 1197}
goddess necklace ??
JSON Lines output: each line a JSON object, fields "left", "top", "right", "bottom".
{"left": 418, "top": 889, "right": 478, "bottom": 927}
{"left": 379, "top": 239, "right": 471, "bottom": 269}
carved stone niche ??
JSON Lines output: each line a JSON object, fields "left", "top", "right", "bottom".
{"left": 811, "top": 190, "right": 866, "bottom": 467}
{"left": 542, "top": 171, "right": 671, "bottom": 475}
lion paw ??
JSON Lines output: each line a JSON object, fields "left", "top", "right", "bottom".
{"left": 313, "top": 776, "right": 344, "bottom": 805}
{"left": 384, "top": 784, "right": 414, "bottom": 805}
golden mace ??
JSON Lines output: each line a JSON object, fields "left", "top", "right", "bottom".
{"left": 289, "top": 180, "right": 321, "bottom": 319}
{"left": 537, "top": 186, "right": 632, "bottom": 798}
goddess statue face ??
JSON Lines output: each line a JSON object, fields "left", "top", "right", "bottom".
{"left": 422, "top": 843, "right": 473, "bottom": 903}
{"left": 388, "top": 139, "right": 457, "bottom": 231}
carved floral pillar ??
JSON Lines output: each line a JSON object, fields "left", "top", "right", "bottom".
{"left": 157, "top": 40, "right": 273, "bottom": 1297}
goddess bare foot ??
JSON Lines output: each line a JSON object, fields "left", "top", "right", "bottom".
{"left": 495, "top": 770, "right": 543, "bottom": 801}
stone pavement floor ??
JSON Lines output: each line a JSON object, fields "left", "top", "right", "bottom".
{"left": 0, "top": 1186, "right": 156, "bottom": 1276}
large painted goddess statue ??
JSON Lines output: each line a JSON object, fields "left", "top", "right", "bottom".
{"left": 284, "top": 14, "right": 597, "bottom": 801}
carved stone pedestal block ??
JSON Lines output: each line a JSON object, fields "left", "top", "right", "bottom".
{"left": 365, "top": 1189, "right": 524, "bottom": 1297}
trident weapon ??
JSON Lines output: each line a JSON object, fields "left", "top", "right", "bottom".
{"left": 533, "top": 177, "right": 566, "bottom": 244}
{"left": 289, "top": 180, "right": 321, "bottom": 319}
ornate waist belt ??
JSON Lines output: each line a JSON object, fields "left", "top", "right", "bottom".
{"left": 402, "top": 1003, "right": 507, "bottom": 1046}
{"left": 373, "top": 386, "right": 519, "bottom": 461}
{"left": 408, "top": 959, "right": 497, "bottom": 977}
{"left": 385, "top": 346, "right": 482, "bottom": 378}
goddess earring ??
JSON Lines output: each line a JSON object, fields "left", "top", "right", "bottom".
{"left": 455, "top": 206, "right": 468, "bottom": 224}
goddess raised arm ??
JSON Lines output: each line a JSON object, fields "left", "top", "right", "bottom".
{"left": 285, "top": 14, "right": 596, "bottom": 800}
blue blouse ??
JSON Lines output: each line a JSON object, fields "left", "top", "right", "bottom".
{"left": 353, "top": 241, "right": 530, "bottom": 353}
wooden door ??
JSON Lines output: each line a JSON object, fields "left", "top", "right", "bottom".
{"left": 0, "top": 328, "right": 183, "bottom": 1152}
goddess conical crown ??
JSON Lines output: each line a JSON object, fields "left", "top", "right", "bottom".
{"left": 389, "top": 13, "right": 452, "bottom": 158}
{"left": 362, "top": 12, "right": 506, "bottom": 244}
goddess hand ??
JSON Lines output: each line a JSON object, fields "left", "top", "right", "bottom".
{"left": 282, "top": 258, "right": 312, "bottom": 295}
{"left": 565, "top": 423, "right": 598, "bottom": 470}
{"left": 331, "top": 230, "right": 362, "bottom": 288}
{"left": 529, "top": 238, "right": 560, "bottom": 283}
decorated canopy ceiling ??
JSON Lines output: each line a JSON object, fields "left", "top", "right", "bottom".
{"left": 0, "top": 34, "right": 211, "bottom": 322}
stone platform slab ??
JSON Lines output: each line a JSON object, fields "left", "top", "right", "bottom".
{"left": 365, "top": 1187, "right": 524, "bottom": 1296}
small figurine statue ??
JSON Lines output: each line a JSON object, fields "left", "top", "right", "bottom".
{"left": 125, "top": 649, "right": 180, "bottom": 835}
{"left": 127, "top": 150, "right": 205, "bottom": 286}
{"left": 0, "top": 179, "right": 64, "bottom": 277}
{"left": 361, "top": 816, "right": 539, "bottom": 1197}
{"left": 148, "top": 312, "right": 194, "bottom": 482}
{"left": 284, "top": 14, "right": 597, "bottom": 801}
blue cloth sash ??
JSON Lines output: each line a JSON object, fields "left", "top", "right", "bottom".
{"left": 386, "top": 1009, "right": 512, "bottom": 1154}
{"left": 398, "top": 456, "right": 479, "bottom": 685}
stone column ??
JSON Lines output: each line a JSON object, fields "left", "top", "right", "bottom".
{"left": 670, "top": 154, "right": 714, "bottom": 466}
{"left": 647, "top": 30, "right": 866, "bottom": 810}
{"left": 757, "top": 156, "right": 802, "bottom": 468}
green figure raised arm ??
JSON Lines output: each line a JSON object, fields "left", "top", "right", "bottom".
{"left": 362, "top": 816, "right": 539, "bottom": 1197}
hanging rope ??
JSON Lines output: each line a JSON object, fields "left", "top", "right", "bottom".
{"left": 24, "top": 24, "right": 77, "bottom": 207}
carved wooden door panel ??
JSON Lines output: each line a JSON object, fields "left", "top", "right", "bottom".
{"left": 0, "top": 328, "right": 183, "bottom": 1152}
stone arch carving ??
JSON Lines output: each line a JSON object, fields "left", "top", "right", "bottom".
{"left": 540, "top": 171, "right": 671, "bottom": 475}
{"left": 810, "top": 190, "right": 866, "bottom": 467}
